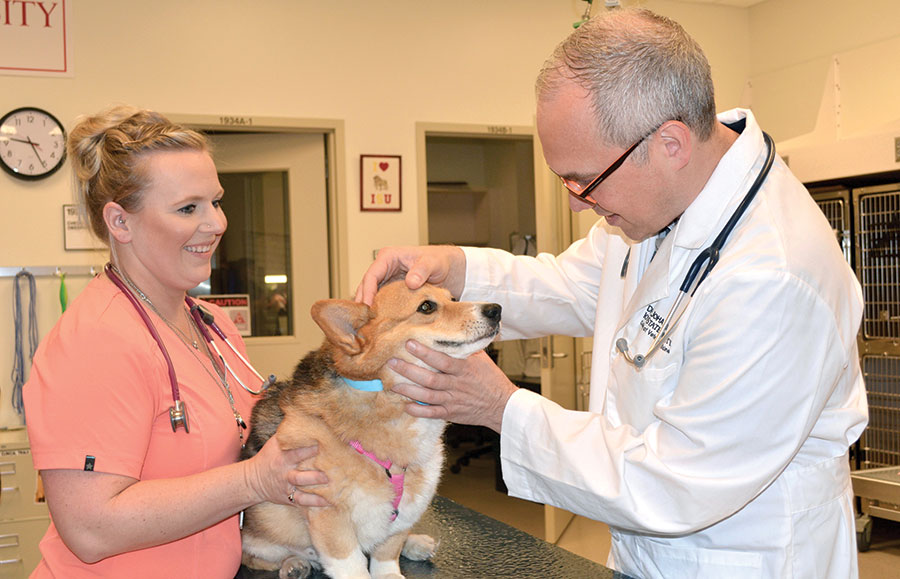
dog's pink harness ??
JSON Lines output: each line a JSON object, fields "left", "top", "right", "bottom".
{"left": 349, "top": 440, "right": 405, "bottom": 521}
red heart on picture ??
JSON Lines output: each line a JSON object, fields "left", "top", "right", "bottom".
{"left": 379, "top": 162, "right": 389, "bottom": 171}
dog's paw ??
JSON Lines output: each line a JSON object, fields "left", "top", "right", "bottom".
{"left": 278, "top": 556, "right": 313, "bottom": 579}
{"left": 400, "top": 533, "right": 437, "bottom": 561}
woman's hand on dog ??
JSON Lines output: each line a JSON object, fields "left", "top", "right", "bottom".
{"left": 244, "top": 435, "right": 330, "bottom": 508}
{"left": 355, "top": 245, "right": 467, "bottom": 306}
{"left": 387, "top": 341, "right": 518, "bottom": 433}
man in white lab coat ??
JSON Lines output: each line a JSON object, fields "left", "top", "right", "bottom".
{"left": 356, "top": 8, "right": 867, "bottom": 578}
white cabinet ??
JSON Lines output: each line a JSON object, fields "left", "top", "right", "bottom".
{"left": 0, "top": 429, "right": 49, "bottom": 578}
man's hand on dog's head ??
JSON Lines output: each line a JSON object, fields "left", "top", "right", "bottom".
{"left": 387, "top": 340, "right": 518, "bottom": 433}
{"left": 355, "top": 246, "right": 467, "bottom": 306}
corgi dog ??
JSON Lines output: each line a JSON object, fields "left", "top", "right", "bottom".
{"left": 240, "top": 281, "right": 501, "bottom": 578}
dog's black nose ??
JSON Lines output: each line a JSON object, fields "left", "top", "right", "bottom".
{"left": 482, "top": 303, "right": 502, "bottom": 321}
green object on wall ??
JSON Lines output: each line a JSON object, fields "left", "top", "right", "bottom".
{"left": 59, "top": 272, "right": 67, "bottom": 312}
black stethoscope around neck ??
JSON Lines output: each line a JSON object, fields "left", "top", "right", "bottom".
{"left": 104, "top": 263, "right": 276, "bottom": 433}
{"left": 615, "top": 132, "right": 776, "bottom": 369}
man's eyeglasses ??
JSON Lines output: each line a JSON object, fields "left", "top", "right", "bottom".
{"left": 559, "top": 127, "right": 658, "bottom": 206}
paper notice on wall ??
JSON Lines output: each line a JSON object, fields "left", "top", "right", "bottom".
{"left": 0, "top": 0, "right": 73, "bottom": 77}
{"left": 63, "top": 205, "right": 97, "bottom": 250}
{"left": 198, "top": 294, "right": 252, "bottom": 336}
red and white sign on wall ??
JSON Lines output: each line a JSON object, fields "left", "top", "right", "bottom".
{"left": 1, "top": 0, "right": 72, "bottom": 77}
{"left": 198, "top": 294, "right": 253, "bottom": 337}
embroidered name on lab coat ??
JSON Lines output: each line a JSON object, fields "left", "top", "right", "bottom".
{"left": 639, "top": 305, "right": 672, "bottom": 354}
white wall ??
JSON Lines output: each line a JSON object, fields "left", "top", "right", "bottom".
{"left": 745, "top": 0, "right": 900, "bottom": 182}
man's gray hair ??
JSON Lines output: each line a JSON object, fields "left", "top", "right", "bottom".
{"left": 536, "top": 8, "right": 717, "bottom": 149}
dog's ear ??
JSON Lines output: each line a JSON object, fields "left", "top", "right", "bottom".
{"left": 311, "top": 300, "right": 374, "bottom": 355}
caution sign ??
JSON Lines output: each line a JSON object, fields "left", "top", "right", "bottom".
{"left": 199, "top": 294, "right": 252, "bottom": 336}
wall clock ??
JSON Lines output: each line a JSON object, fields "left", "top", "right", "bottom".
{"left": 0, "top": 107, "right": 67, "bottom": 180}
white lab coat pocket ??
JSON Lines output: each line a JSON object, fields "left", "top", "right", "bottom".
{"left": 622, "top": 536, "right": 763, "bottom": 579}
{"left": 789, "top": 495, "right": 858, "bottom": 579}
{"left": 784, "top": 457, "right": 859, "bottom": 579}
{"left": 609, "top": 357, "right": 679, "bottom": 431}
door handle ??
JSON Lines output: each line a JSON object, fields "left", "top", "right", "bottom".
{"left": 538, "top": 337, "right": 570, "bottom": 368}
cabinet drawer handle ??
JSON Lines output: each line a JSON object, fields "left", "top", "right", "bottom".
{"left": 0, "top": 534, "right": 19, "bottom": 548}
{"left": 0, "top": 558, "right": 22, "bottom": 565}
{"left": 0, "top": 462, "right": 15, "bottom": 476}
{"left": 0, "top": 486, "right": 19, "bottom": 493}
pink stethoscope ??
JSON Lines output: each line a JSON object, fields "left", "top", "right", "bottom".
{"left": 104, "top": 263, "right": 275, "bottom": 433}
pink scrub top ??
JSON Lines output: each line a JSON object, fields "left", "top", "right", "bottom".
{"left": 24, "top": 274, "right": 260, "bottom": 578}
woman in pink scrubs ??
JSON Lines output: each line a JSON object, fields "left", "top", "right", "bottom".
{"left": 24, "top": 106, "right": 327, "bottom": 578}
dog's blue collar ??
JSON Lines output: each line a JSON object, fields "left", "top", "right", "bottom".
{"left": 341, "top": 377, "right": 384, "bottom": 392}
{"left": 340, "top": 375, "right": 428, "bottom": 405}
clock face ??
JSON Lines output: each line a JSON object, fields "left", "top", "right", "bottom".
{"left": 0, "top": 107, "right": 67, "bottom": 180}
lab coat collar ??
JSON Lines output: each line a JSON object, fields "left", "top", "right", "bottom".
{"left": 619, "top": 229, "right": 675, "bottom": 321}
{"left": 617, "top": 109, "right": 767, "bottom": 322}
{"left": 670, "top": 109, "right": 768, "bottom": 251}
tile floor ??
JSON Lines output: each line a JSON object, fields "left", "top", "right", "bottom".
{"left": 438, "top": 439, "right": 900, "bottom": 578}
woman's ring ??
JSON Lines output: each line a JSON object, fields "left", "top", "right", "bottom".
{"left": 288, "top": 488, "right": 296, "bottom": 503}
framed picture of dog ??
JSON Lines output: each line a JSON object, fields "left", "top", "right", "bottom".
{"left": 360, "top": 154, "right": 402, "bottom": 212}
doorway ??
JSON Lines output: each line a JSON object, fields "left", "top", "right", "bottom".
{"left": 204, "top": 132, "right": 331, "bottom": 380}
{"left": 172, "top": 114, "right": 348, "bottom": 381}
{"left": 425, "top": 134, "right": 542, "bottom": 381}
{"left": 419, "top": 123, "right": 579, "bottom": 542}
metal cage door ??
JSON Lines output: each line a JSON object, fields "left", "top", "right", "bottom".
{"left": 855, "top": 183, "right": 900, "bottom": 342}
{"left": 853, "top": 182, "right": 900, "bottom": 469}
{"left": 810, "top": 187, "right": 852, "bottom": 267}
